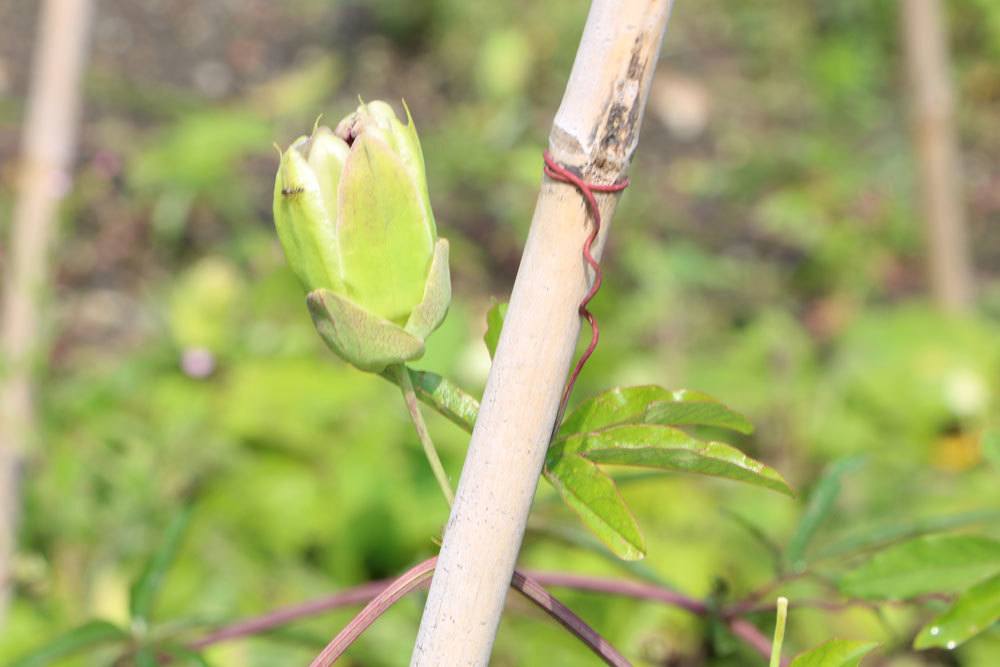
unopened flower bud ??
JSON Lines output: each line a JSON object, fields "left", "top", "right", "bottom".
{"left": 273, "top": 100, "right": 450, "bottom": 371}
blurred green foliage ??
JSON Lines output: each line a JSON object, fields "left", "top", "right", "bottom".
{"left": 1, "top": 0, "right": 999, "bottom": 665}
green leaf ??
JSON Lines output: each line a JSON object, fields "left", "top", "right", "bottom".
{"left": 816, "top": 509, "right": 1000, "bottom": 560}
{"left": 719, "top": 508, "right": 783, "bottom": 573}
{"left": 9, "top": 620, "right": 129, "bottom": 667}
{"left": 839, "top": 534, "right": 1000, "bottom": 599}
{"left": 135, "top": 647, "right": 159, "bottom": 667}
{"left": 786, "top": 458, "right": 864, "bottom": 570}
{"left": 130, "top": 505, "right": 194, "bottom": 628}
{"left": 572, "top": 424, "right": 794, "bottom": 496}
{"left": 483, "top": 301, "right": 507, "bottom": 359}
{"left": 788, "top": 639, "right": 878, "bottom": 667}
{"left": 529, "top": 521, "right": 671, "bottom": 586}
{"left": 559, "top": 385, "right": 752, "bottom": 437}
{"left": 644, "top": 390, "right": 753, "bottom": 434}
{"left": 559, "top": 386, "right": 677, "bottom": 437}
{"left": 914, "top": 573, "right": 1000, "bottom": 650}
{"left": 544, "top": 442, "right": 646, "bottom": 560}
{"left": 158, "top": 644, "right": 213, "bottom": 666}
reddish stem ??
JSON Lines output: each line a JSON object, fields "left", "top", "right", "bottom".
{"left": 189, "top": 579, "right": 389, "bottom": 650}
{"left": 309, "top": 557, "right": 437, "bottom": 667}
{"left": 512, "top": 570, "right": 631, "bottom": 667}
{"left": 189, "top": 567, "right": 779, "bottom": 665}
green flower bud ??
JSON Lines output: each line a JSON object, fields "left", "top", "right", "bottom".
{"left": 273, "top": 101, "right": 450, "bottom": 372}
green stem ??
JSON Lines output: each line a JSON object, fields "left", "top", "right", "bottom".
{"left": 769, "top": 596, "right": 789, "bottom": 667}
{"left": 393, "top": 364, "right": 454, "bottom": 506}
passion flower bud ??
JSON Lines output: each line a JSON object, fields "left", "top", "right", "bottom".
{"left": 273, "top": 100, "right": 450, "bottom": 372}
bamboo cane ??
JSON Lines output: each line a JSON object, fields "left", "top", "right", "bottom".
{"left": 901, "top": 0, "right": 974, "bottom": 312}
{"left": 0, "top": 0, "right": 94, "bottom": 622}
{"left": 410, "top": 1, "right": 674, "bottom": 663}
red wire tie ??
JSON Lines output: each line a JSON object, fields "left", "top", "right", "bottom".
{"left": 542, "top": 150, "right": 629, "bottom": 427}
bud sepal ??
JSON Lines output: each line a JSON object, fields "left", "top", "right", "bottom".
{"left": 307, "top": 238, "right": 450, "bottom": 372}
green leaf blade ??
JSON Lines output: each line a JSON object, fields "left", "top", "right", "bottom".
{"left": 483, "top": 301, "right": 507, "bottom": 359}
{"left": 576, "top": 424, "right": 794, "bottom": 496}
{"left": 559, "top": 385, "right": 678, "bottom": 437}
{"left": 559, "top": 385, "right": 753, "bottom": 438}
{"left": 914, "top": 573, "right": 1000, "bottom": 650}
{"left": 130, "top": 504, "right": 195, "bottom": 628}
{"left": 9, "top": 620, "right": 129, "bottom": 667}
{"left": 786, "top": 458, "right": 864, "bottom": 570}
{"left": 544, "top": 444, "right": 646, "bottom": 561}
{"left": 839, "top": 534, "right": 1000, "bottom": 600}
{"left": 788, "top": 639, "right": 878, "bottom": 667}
{"left": 644, "top": 390, "right": 753, "bottom": 434}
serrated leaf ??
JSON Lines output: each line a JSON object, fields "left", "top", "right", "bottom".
{"left": 788, "top": 639, "right": 878, "bottom": 667}
{"left": 786, "top": 458, "right": 864, "bottom": 570}
{"left": 559, "top": 385, "right": 752, "bottom": 437}
{"left": 839, "top": 534, "right": 1000, "bottom": 599}
{"left": 571, "top": 424, "right": 794, "bottom": 496}
{"left": 914, "top": 572, "right": 1000, "bottom": 650}
{"left": 483, "top": 301, "right": 507, "bottom": 359}
{"left": 9, "top": 620, "right": 129, "bottom": 667}
{"left": 544, "top": 442, "right": 646, "bottom": 560}
{"left": 130, "top": 504, "right": 194, "bottom": 627}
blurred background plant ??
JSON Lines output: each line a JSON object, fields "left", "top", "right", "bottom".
{"left": 0, "top": 0, "right": 998, "bottom": 665}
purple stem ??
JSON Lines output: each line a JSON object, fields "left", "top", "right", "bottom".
{"left": 309, "top": 557, "right": 437, "bottom": 667}
{"left": 528, "top": 570, "right": 774, "bottom": 664}
{"left": 512, "top": 570, "right": 631, "bottom": 667}
{"left": 189, "top": 579, "right": 390, "bottom": 650}
{"left": 188, "top": 567, "right": 779, "bottom": 665}
{"left": 525, "top": 570, "right": 708, "bottom": 615}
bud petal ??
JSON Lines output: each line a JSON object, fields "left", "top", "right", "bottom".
{"left": 273, "top": 138, "right": 342, "bottom": 292}
{"left": 306, "top": 126, "right": 351, "bottom": 229}
{"left": 404, "top": 239, "right": 451, "bottom": 341}
{"left": 337, "top": 132, "right": 435, "bottom": 323}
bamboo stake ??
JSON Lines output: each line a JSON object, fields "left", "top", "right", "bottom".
{"left": 411, "top": 2, "right": 674, "bottom": 663}
{"left": 901, "top": 0, "right": 974, "bottom": 312}
{"left": 0, "top": 0, "right": 94, "bottom": 621}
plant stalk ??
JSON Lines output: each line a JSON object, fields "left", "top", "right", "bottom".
{"left": 769, "top": 596, "right": 789, "bottom": 667}
{"left": 393, "top": 364, "right": 454, "bottom": 506}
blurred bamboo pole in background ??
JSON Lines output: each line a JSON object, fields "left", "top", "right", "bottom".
{"left": 901, "top": 0, "right": 974, "bottom": 312}
{"left": 0, "top": 0, "right": 94, "bottom": 623}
